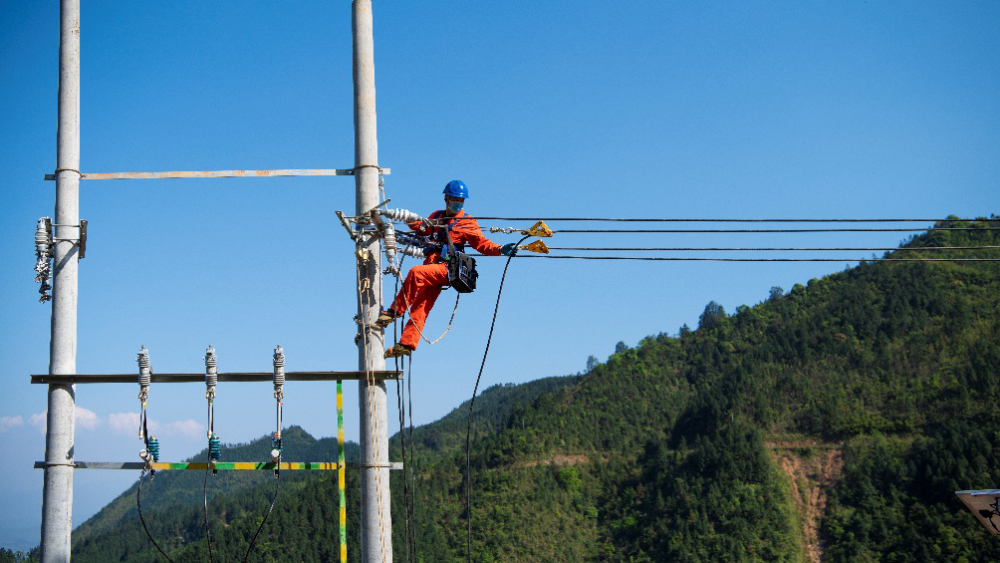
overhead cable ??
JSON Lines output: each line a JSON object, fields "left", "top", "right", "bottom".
{"left": 471, "top": 217, "right": 998, "bottom": 223}
{"left": 487, "top": 256, "right": 1000, "bottom": 262}
{"left": 545, "top": 246, "right": 1000, "bottom": 252}
{"left": 552, "top": 227, "right": 1000, "bottom": 234}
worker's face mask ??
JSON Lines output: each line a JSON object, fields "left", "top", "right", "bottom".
{"left": 447, "top": 200, "right": 464, "bottom": 214}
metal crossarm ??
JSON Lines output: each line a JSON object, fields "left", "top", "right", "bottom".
{"left": 43, "top": 168, "right": 390, "bottom": 181}
{"left": 33, "top": 461, "right": 403, "bottom": 471}
{"left": 30, "top": 370, "right": 402, "bottom": 384}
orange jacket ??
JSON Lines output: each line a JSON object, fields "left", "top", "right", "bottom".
{"left": 408, "top": 209, "right": 501, "bottom": 265}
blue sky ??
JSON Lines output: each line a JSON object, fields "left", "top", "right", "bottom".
{"left": 1, "top": 0, "right": 997, "bottom": 552}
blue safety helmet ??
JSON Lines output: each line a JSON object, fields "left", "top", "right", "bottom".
{"left": 443, "top": 180, "right": 469, "bottom": 199}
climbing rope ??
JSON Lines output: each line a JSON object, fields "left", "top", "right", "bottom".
{"left": 355, "top": 254, "right": 391, "bottom": 563}
{"left": 391, "top": 261, "right": 415, "bottom": 563}
{"left": 465, "top": 235, "right": 529, "bottom": 562}
{"left": 389, "top": 240, "right": 461, "bottom": 346}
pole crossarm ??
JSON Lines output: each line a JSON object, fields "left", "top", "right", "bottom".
{"left": 33, "top": 461, "right": 404, "bottom": 471}
{"left": 42, "top": 168, "right": 390, "bottom": 182}
{"left": 30, "top": 370, "right": 402, "bottom": 384}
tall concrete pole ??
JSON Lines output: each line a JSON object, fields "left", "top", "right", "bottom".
{"left": 352, "top": 1, "right": 392, "bottom": 562}
{"left": 41, "top": 0, "right": 80, "bottom": 560}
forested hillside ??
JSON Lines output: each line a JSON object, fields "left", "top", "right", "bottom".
{"left": 68, "top": 217, "right": 1000, "bottom": 561}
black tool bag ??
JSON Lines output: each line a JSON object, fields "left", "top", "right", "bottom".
{"left": 443, "top": 225, "right": 477, "bottom": 293}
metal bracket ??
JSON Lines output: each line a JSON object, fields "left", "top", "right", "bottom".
{"left": 336, "top": 211, "right": 357, "bottom": 241}
{"left": 52, "top": 219, "right": 88, "bottom": 259}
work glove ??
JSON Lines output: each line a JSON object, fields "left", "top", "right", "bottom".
{"left": 500, "top": 243, "right": 517, "bottom": 257}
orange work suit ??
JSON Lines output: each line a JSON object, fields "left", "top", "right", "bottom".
{"left": 389, "top": 209, "right": 502, "bottom": 350}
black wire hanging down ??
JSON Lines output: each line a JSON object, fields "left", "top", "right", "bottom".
{"left": 137, "top": 469, "right": 175, "bottom": 562}
{"left": 466, "top": 235, "right": 530, "bottom": 563}
{"left": 243, "top": 475, "right": 281, "bottom": 563}
{"left": 244, "top": 380, "right": 284, "bottom": 563}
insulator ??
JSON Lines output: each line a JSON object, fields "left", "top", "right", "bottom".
{"left": 382, "top": 221, "right": 398, "bottom": 266}
{"left": 137, "top": 345, "right": 151, "bottom": 388}
{"left": 35, "top": 217, "right": 52, "bottom": 252}
{"left": 34, "top": 217, "right": 53, "bottom": 303}
{"left": 270, "top": 433, "right": 283, "bottom": 463}
{"left": 146, "top": 437, "right": 160, "bottom": 462}
{"left": 208, "top": 434, "right": 222, "bottom": 462}
{"left": 205, "top": 345, "right": 218, "bottom": 388}
{"left": 381, "top": 208, "right": 423, "bottom": 224}
{"left": 400, "top": 245, "right": 426, "bottom": 258}
{"left": 272, "top": 345, "right": 285, "bottom": 389}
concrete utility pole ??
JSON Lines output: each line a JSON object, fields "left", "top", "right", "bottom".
{"left": 352, "top": 1, "right": 392, "bottom": 562}
{"left": 41, "top": 0, "right": 81, "bottom": 560}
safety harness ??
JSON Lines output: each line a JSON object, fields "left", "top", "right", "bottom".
{"left": 440, "top": 220, "right": 478, "bottom": 293}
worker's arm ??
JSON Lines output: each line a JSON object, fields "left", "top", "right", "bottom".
{"left": 409, "top": 211, "right": 440, "bottom": 235}
{"left": 458, "top": 218, "right": 502, "bottom": 256}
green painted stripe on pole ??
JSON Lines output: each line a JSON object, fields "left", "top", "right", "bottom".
{"left": 338, "top": 379, "right": 347, "bottom": 563}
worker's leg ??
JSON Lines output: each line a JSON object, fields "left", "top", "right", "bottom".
{"left": 395, "top": 264, "right": 449, "bottom": 350}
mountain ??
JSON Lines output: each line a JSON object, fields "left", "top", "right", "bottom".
{"left": 68, "top": 216, "right": 1000, "bottom": 561}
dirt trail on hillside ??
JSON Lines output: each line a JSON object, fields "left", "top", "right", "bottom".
{"left": 767, "top": 441, "right": 843, "bottom": 563}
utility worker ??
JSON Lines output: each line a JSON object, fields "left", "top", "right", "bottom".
{"left": 377, "top": 180, "right": 516, "bottom": 358}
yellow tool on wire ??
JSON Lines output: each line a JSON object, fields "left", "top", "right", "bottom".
{"left": 519, "top": 240, "right": 550, "bottom": 254}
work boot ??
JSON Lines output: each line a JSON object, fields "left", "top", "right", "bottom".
{"left": 384, "top": 343, "right": 413, "bottom": 358}
{"left": 373, "top": 309, "right": 398, "bottom": 329}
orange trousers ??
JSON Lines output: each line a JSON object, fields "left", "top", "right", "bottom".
{"left": 389, "top": 263, "right": 450, "bottom": 350}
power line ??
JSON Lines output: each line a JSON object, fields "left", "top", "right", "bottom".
{"left": 545, "top": 246, "right": 1000, "bottom": 252}
{"left": 553, "top": 227, "right": 1000, "bottom": 234}
{"left": 486, "top": 256, "right": 1000, "bottom": 262}
{"left": 473, "top": 217, "right": 998, "bottom": 223}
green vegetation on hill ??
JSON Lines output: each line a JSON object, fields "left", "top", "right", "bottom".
{"left": 69, "top": 217, "right": 1000, "bottom": 561}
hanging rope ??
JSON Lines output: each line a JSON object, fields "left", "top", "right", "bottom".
{"left": 465, "top": 235, "right": 530, "bottom": 562}
{"left": 355, "top": 253, "right": 391, "bottom": 563}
